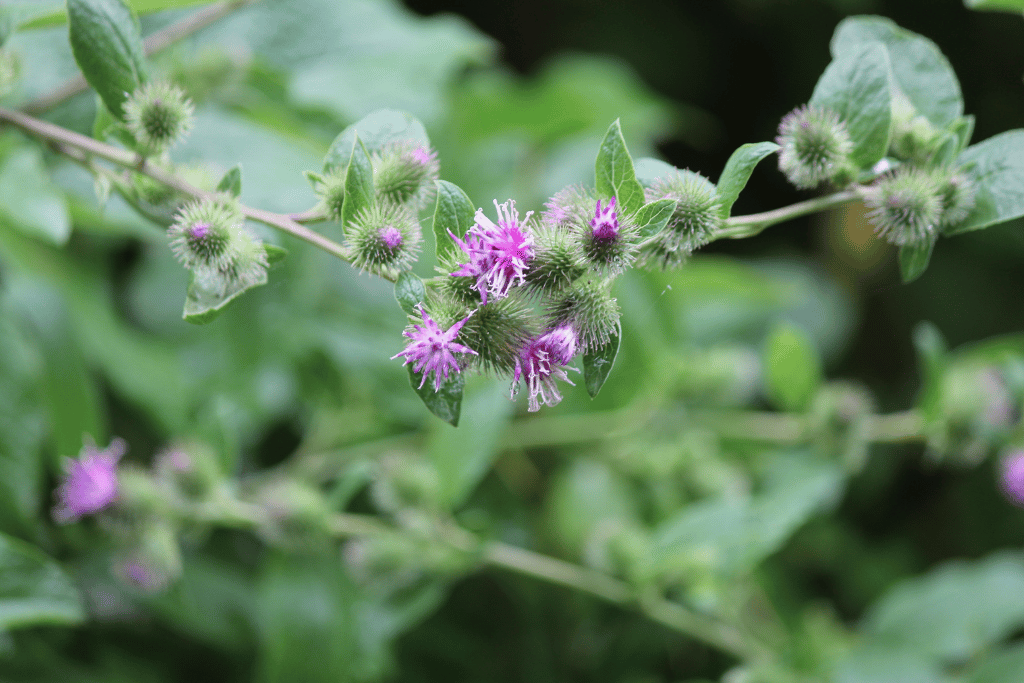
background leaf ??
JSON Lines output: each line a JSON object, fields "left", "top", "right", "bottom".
{"left": 66, "top": 0, "right": 148, "bottom": 119}
{"left": 0, "top": 532, "right": 84, "bottom": 630}
{"left": 716, "top": 142, "right": 780, "bottom": 218}
{"left": 898, "top": 238, "right": 935, "bottom": 283}
{"left": 763, "top": 322, "right": 823, "bottom": 412}
{"left": 583, "top": 320, "right": 621, "bottom": 398}
{"left": 809, "top": 42, "right": 892, "bottom": 169}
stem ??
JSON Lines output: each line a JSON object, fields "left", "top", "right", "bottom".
{"left": 21, "top": 0, "right": 258, "bottom": 114}
{"left": 0, "top": 106, "right": 369, "bottom": 275}
{"left": 866, "top": 409, "right": 925, "bottom": 443}
{"left": 718, "top": 189, "right": 862, "bottom": 239}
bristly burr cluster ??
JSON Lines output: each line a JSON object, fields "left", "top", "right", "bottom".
{"left": 776, "top": 104, "right": 853, "bottom": 190}
{"left": 123, "top": 81, "right": 195, "bottom": 156}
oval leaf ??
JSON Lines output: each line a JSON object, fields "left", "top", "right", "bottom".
{"left": 323, "top": 109, "right": 429, "bottom": 173}
{"left": 832, "top": 15, "right": 962, "bottom": 130}
{"left": 340, "top": 135, "right": 374, "bottom": 232}
{"left": 583, "top": 320, "right": 620, "bottom": 398}
{"left": 409, "top": 365, "right": 464, "bottom": 427}
{"left": 432, "top": 180, "right": 475, "bottom": 262}
{"left": 394, "top": 270, "right": 426, "bottom": 316}
{"left": 264, "top": 244, "right": 288, "bottom": 267}
{"left": 946, "top": 130, "right": 1024, "bottom": 234}
{"left": 763, "top": 322, "right": 823, "bottom": 412}
{"left": 810, "top": 41, "right": 892, "bottom": 169}
{"left": 0, "top": 532, "right": 84, "bottom": 630}
{"left": 183, "top": 268, "right": 268, "bottom": 325}
{"left": 635, "top": 198, "right": 677, "bottom": 240}
{"left": 716, "top": 142, "right": 780, "bottom": 218}
{"left": 595, "top": 119, "right": 645, "bottom": 215}
{"left": 67, "top": 0, "right": 148, "bottom": 120}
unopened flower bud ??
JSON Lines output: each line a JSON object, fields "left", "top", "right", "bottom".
{"left": 373, "top": 142, "right": 439, "bottom": 210}
{"left": 776, "top": 104, "right": 854, "bottom": 189}
{"left": 865, "top": 167, "right": 943, "bottom": 246}
{"left": 888, "top": 92, "right": 942, "bottom": 164}
{"left": 314, "top": 169, "right": 346, "bottom": 221}
{"left": 123, "top": 81, "right": 195, "bottom": 156}
{"left": 547, "top": 278, "right": 619, "bottom": 353}
{"left": 933, "top": 168, "right": 976, "bottom": 229}
{"left": 641, "top": 170, "right": 722, "bottom": 269}
{"left": 344, "top": 201, "right": 421, "bottom": 276}
{"left": 114, "top": 521, "right": 181, "bottom": 591}
{"left": 523, "top": 227, "right": 586, "bottom": 296}
{"left": 370, "top": 454, "right": 442, "bottom": 512}
{"left": 168, "top": 198, "right": 268, "bottom": 291}
{"left": 155, "top": 442, "right": 221, "bottom": 501}
{"left": 454, "top": 294, "right": 534, "bottom": 375}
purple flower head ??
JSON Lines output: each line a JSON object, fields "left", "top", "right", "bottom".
{"left": 590, "top": 197, "right": 619, "bottom": 241}
{"left": 54, "top": 437, "right": 126, "bottom": 523}
{"left": 513, "top": 325, "right": 579, "bottom": 412}
{"left": 187, "top": 222, "right": 211, "bottom": 241}
{"left": 392, "top": 307, "right": 479, "bottom": 392}
{"left": 450, "top": 200, "right": 535, "bottom": 303}
{"left": 1001, "top": 450, "right": 1024, "bottom": 507}
{"left": 381, "top": 225, "right": 403, "bottom": 250}
{"left": 411, "top": 145, "right": 438, "bottom": 168}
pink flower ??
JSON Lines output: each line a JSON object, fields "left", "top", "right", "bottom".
{"left": 450, "top": 200, "right": 535, "bottom": 303}
{"left": 590, "top": 197, "right": 619, "bottom": 241}
{"left": 513, "top": 326, "right": 578, "bottom": 412}
{"left": 54, "top": 438, "right": 126, "bottom": 523}
{"left": 392, "top": 308, "right": 478, "bottom": 391}
{"left": 1001, "top": 450, "right": 1024, "bottom": 507}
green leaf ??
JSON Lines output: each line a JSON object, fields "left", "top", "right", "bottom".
{"left": 0, "top": 147, "right": 70, "bottom": 245}
{"left": 182, "top": 268, "right": 268, "bottom": 325}
{"left": 67, "top": 0, "right": 148, "bottom": 120}
{"left": 945, "top": 130, "right": 1024, "bottom": 234}
{"left": 323, "top": 109, "right": 429, "bottom": 173}
{"left": 264, "top": 244, "right": 288, "bottom": 266}
{"left": 832, "top": 16, "right": 963, "bottom": 130}
{"left": 408, "top": 364, "right": 464, "bottom": 427}
{"left": 912, "top": 321, "right": 948, "bottom": 424}
{"left": 595, "top": 119, "right": 645, "bottom": 215}
{"left": 216, "top": 164, "right": 242, "bottom": 197}
{"left": 716, "top": 142, "right": 780, "bottom": 218}
{"left": 583, "top": 320, "right": 620, "bottom": 398}
{"left": 810, "top": 42, "right": 892, "bottom": 169}
{"left": 427, "top": 379, "right": 512, "bottom": 509}
{"left": 836, "top": 645, "right": 948, "bottom": 683}
{"left": 634, "top": 198, "right": 677, "bottom": 240}
{"left": 898, "top": 238, "right": 935, "bottom": 284}
{"left": 964, "top": 0, "right": 1024, "bottom": 12}
{"left": 633, "top": 157, "right": 679, "bottom": 189}
{"left": 965, "top": 642, "right": 1024, "bottom": 683}
{"left": 340, "top": 136, "right": 374, "bottom": 232}
{"left": 652, "top": 450, "right": 842, "bottom": 576}
{"left": 432, "top": 180, "right": 475, "bottom": 262}
{"left": 863, "top": 552, "right": 1024, "bottom": 661}
{"left": 20, "top": 0, "right": 222, "bottom": 30}
{"left": 547, "top": 459, "right": 638, "bottom": 559}
{"left": 763, "top": 322, "right": 823, "bottom": 412}
{"left": 394, "top": 271, "right": 426, "bottom": 316}
{"left": 0, "top": 532, "right": 84, "bottom": 630}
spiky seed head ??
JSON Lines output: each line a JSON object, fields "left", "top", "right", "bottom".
{"left": 640, "top": 170, "right": 722, "bottom": 269}
{"left": 315, "top": 169, "right": 347, "bottom": 221}
{"left": 169, "top": 198, "right": 268, "bottom": 292}
{"left": 454, "top": 294, "right": 536, "bottom": 375}
{"left": 373, "top": 142, "right": 440, "bottom": 210}
{"left": 547, "top": 278, "right": 620, "bottom": 353}
{"left": 865, "top": 167, "right": 943, "bottom": 246}
{"left": 776, "top": 105, "right": 854, "bottom": 190}
{"left": 344, "top": 201, "right": 422, "bottom": 276}
{"left": 933, "top": 168, "right": 977, "bottom": 229}
{"left": 123, "top": 81, "right": 195, "bottom": 156}
{"left": 524, "top": 226, "right": 586, "bottom": 297}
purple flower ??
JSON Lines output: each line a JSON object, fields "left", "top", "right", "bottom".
{"left": 381, "top": 225, "right": 403, "bottom": 250}
{"left": 411, "top": 145, "right": 438, "bottom": 168}
{"left": 590, "top": 197, "right": 619, "bottom": 241}
{"left": 1001, "top": 450, "right": 1024, "bottom": 507}
{"left": 513, "top": 326, "right": 578, "bottom": 412}
{"left": 450, "top": 200, "right": 535, "bottom": 303}
{"left": 392, "top": 308, "right": 478, "bottom": 391}
{"left": 54, "top": 438, "right": 126, "bottom": 523}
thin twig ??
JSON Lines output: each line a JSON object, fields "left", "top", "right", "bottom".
{"left": 21, "top": 0, "right": 257, "bottom": 115}
{"left": 718, "top": 189, "right": 862, "bottom": 239}
{"left": 0, "top": 105, "right": 362, "bottom": 272}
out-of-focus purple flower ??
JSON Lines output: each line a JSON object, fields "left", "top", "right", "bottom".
{"left": 54, "top": 438, "right": 126, "bottom": 523}
{"left": 450, "top": 200, "right": 535, "bottom": 303}
{"left": 513, "top": 326, "right": 578, "bottom": 412}
{"left": 590, "top": 197, "right": 619, "bottom": 241}
{"left": 411, "top": 145, "right": 438, "bottom": 168}
{"left": 1001, "top": 450, "right": 1024, "bottom": 507}
{"left": 392, "top": 308, "right": 478, "bottom": 391}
